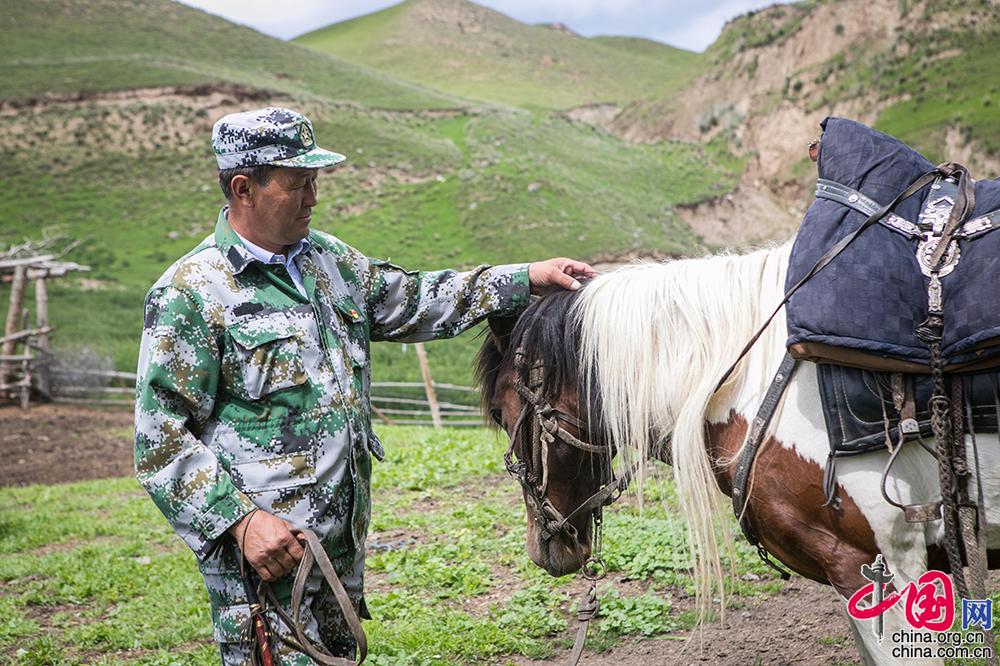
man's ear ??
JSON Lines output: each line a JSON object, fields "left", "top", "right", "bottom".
{"left": 230, "top": 174, "right": 253, "bottom": 207}
{"left": 488, "top": 315, "right": 517, "bottom": 355}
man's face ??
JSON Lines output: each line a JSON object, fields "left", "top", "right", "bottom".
{"left": 249, "top": 167, "right": 319, "bottom": 248}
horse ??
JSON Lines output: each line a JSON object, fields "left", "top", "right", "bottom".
{"left": 476, "top": 242, "right": 1000, "bottom": 665}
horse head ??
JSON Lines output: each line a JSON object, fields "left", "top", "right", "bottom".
{"left": 476, "top": 289, "right": 613, "bottom": 577}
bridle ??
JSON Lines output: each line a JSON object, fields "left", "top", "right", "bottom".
{"left": 504, "top": 351, "right": 629, "bottom": 547}
{"left": 503, "top": 350, "right": 632, "bottom": 665}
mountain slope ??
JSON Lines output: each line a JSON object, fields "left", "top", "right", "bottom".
{"left": 591, "top": 35, "right": 698, "bottom": 64}
{"left": 616, "top": 0, "right": 1000, "bottom": 176}
{"left": 2, "top": 0, "right": 460, "bottom": 109}
{"left": 1, "top": 0, "right": 743, "bottom": 380}
{"left": 607, "top": 0, "right": 1000, "bottom": 239}
{"left": 294, "top": 0, "right": 701, "bottom": 110}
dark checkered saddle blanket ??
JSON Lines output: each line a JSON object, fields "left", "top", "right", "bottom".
{"left": 785, "top": 117, "right": 1000, "bottom": 373}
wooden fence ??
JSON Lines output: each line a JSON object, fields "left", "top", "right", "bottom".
{"left": 368, "top": 381, "right": 481, "bottom": 427}
{"left": 46, "top": 369, "right": 484, "bottom": 427}
{"left": 1, "top": 238, "right": 88, "bottom": 408}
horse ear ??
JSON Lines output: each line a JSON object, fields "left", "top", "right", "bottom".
{"left": 488, "top": 315, "right": 517, "bottom": 354}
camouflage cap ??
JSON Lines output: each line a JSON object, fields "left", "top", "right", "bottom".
{"left": 212, "top": 107, "right": 346, "bottom": 170}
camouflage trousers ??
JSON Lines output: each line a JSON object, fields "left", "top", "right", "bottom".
{"left": 201, "top": 540, "right": 368, "bottom": 666}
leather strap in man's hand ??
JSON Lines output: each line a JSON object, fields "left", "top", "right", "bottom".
{"left": 229, "top": 509, "right": 305, "bottom": 581}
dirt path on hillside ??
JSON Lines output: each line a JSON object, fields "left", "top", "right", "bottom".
{"left": 0, "top": 404, "right": 861, "bottom": 664}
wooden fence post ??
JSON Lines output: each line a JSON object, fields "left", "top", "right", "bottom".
{"left": 1, "top": 265, "right": 27, "bottom": 386}
{"left": 18, "top": 308, "right": 30, "bottom": 409}
{"left": 414, "top": 342, "right": 442, "bottom": 430}
{"left": 19, "top": 350, "right": 32, "bottom": 410}
{"left": 34, "top": 276, "right": 50, "bottom": 398}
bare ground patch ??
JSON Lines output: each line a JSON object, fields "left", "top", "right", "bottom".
{"left": 25, "top": 534, "right": 120, "bottom": 557}
{"left": 675, "top": 184, "right": 798, "bottom": 250}
{"left": 0, "top": 84, "right": 288, "bottom": 164}
{"left": 0, "top": 403, "right": 134, "bottom": 486}
{"left": 21, "top": 600, "right": 95, "bottom": 631}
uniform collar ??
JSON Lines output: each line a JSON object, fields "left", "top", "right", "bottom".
{"left": 215, "top": 206, "right": 314, "bottom": 275}
{"left": 235, "top": 231, "right": 311, "bottom": 266}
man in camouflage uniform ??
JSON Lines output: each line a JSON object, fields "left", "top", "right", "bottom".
{"left": 134, "top": 107, "right": 594, "bottom": 664}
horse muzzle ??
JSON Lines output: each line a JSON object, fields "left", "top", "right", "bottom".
{"left": 523, "top": 494, "right": 591, "bottom": 577}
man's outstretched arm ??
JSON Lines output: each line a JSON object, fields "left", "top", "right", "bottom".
{"left": 361, "top": 255, "right": 598, "bottom": 343}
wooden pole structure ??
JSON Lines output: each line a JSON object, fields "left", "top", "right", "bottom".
{"left": 34, "top": 275, "right": 50, "bottom": 398}
{"left": 370, "top": 403, "right": 395, "bottom": 426}
{"left": 414, "top": 342, "right": 442, "bottom": 430}
{"left": 19, "top": 308, "right": 30, "bottom": 410}
{"left": 1, "top": 264, "right": 27, "bottom": 387}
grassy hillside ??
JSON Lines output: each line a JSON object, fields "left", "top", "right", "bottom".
{"left": 294, "top": 0, "right": 702, "bottom": 110}
{"left": 2, "top": 0, "right": 459, "bottom": 109}
{"left": 0, "top": 99, "right": 739, "bottom": 379}
{"left": 704, "top": 0, "right": 1000, "bottom": 160}
{"left": 0, "top": 0, "right": 742, "bottom": 383}
{"left": 833, "top": 1, "right": 1000, "bottom": 160}
{"left": 591, "top": 35, "right": 699, "bottom": 63}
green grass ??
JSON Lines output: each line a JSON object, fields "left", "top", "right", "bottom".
{"left": 2, "top": 0, "right": 459, "bottom": 109}
{"left": 0, "top": 98, "right": 740, "bottom": 378}
{"left": 872, "top": 29, "right": 1000, "bottom": 159}
{"left": 294, "top": 0, "right": 702, "bottom": 110}
{"left": 334, "top": 111, "right": 732, "bottom": 266}
{"left": 0, "top": 426, "right": 785, "bottom": 665}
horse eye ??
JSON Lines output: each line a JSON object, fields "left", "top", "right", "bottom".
{"left": 490, "top": 409, "right": 504, "bottom": 427}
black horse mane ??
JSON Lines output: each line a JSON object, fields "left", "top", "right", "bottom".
{"left": 476, "top": 287, "right": 602, "bottom": 436}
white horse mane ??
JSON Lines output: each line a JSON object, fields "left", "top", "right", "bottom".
{"left": 575, "top": 242, "right": 792, "bottom": 612}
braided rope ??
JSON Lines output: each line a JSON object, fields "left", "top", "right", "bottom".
{"left": 920, "top": 318, "right": 968, "bottom": 598}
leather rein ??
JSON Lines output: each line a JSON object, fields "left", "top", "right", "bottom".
{"left": 239, "top": 528, "right": 368, "bottom": 665}
{"left": 505, "top": 352, "right": 630, "bottom": 665}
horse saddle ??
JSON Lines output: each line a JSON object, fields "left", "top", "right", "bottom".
{"left": 818, "top": 364, "right": 1000, "bottom": 458}
{"left": 786, "top": 117, "right": 1000, "bottom": 372}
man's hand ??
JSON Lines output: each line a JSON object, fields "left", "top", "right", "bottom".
{"left": 527, "top": 258, "right": 598, "bottom": 295}
{"left": 228, "top": 510, "right": 305, "bottom": 582}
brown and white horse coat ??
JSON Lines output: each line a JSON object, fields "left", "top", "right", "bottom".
{"left": 495, "top": 243, "right": 1000, "bottom": 665}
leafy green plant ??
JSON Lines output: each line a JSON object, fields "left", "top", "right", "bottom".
{"left": 594, "top": 587, "right": 679, "bottom": 637}
{"left": 492, "top": 583, "right": 568, "bottom": 636}
{"left": 370, "top": 542, "right": 494, "bottom": 598}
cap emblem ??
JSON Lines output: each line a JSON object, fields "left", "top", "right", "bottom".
{"left": 299, "top": 123, "right": 314, "bottom": 148}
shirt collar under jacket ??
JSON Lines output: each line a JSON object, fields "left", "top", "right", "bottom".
{"left": 233, "top": 229, "right": 311, "bottom": 267}
{"left": 214, "top": 206, "right": 312, "bottom": 276}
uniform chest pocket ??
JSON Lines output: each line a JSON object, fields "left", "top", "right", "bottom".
{"left": 227, "top": 313, "right": 308, "bottom": 400}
